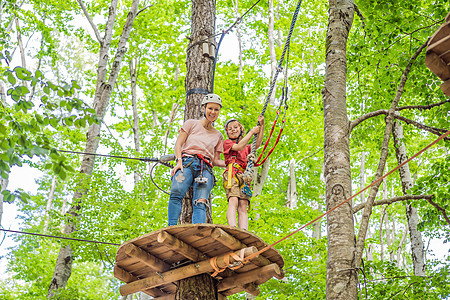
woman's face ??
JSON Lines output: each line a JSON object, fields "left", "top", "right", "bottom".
{"left": 203, "top": 103, "right": 221, "bottom": 122}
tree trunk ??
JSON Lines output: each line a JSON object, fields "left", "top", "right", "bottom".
{"left": 129, "top": 58, "right": 141, "bottom": 186}
{"left": 286, "top": 159, "right": 297, "bottom": 209}
{"left": 231, "top": 0, "right": 243, "bottom": 78}
{"left": 322, "top": 1, "right": 357, "bottom": 299}
{"left": 43, "top": 176, "right": 57, "bottom": 233}
{"left": 396, "top": 223, "right": 408, "bottom": 267}
{"left": 393, "top": 120, "right": 426, "bottom": 276}
{"left": 176, "top": 0, "right": 218, "bottom": 298}
{"left": 0, "top": 177, "right": 8, "bottom": 227}
{"left": 48, "top": 0, "right": 140, "bottom": 296}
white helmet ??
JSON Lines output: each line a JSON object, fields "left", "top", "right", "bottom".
{"left": 201, "top": 93, "right": 222, "bottom": 107}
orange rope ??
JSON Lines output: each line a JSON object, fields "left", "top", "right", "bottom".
{"left": 243, "top": 129, "right": 450, "bottom": 263}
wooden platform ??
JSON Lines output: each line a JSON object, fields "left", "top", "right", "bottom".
{"left": 425, "top": 11, "right": 450, "bottom": 96}
{"left": 114, "top": 224, "right": 285, "bottom": 299}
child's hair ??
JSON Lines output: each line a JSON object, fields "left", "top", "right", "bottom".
{"left": 224, "top": 119, "right": 245, "bottom": 138}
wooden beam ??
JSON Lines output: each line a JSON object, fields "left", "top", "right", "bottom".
{"left": 221, "top": 282, "right": 260, "bottom": 296}
{"left": 157, "top": 230, "right": 206, "bottom": 262}
{"left": 114, "top": 265, "right": 138, "bottom": 283}
{"left": 211, "top": 227, "right": 247, "bottom": 250}
{"left": 441, "top": 79, "right": 450, "bottom": 97}
{"left": 425, "top": 51, "right": 450, "bottom": 81}
{"left": 218, "top": 293, "right": 228, "bottom": 300}
{"left": 211, "top": 227, "right": 272, "bottom": 267}
{"left": 122, "top": 243, "right": 170, "bottom": 272}
{"left": 152, "top": 292, "right": 227, "bottom": 299}
{"left": 428, "top": 28, "right": 450, "bottom": 53}
{"left": 114, "top": 265, "right": 170, "bottom": 297}
{"left": 119, "top": 246, "right": 258, "bottom": 296}
{"left": 217, "top": 263, "right": 283, "bottom": 292}
{"left": 152, "top": 294, "right": 174, "bottom": 300}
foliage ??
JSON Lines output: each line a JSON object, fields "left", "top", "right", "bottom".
{"left": 1, "top": 0, "right": 449, "bottom": 298}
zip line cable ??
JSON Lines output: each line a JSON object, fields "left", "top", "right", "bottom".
{"left": 56, "top": 149, "right": 174, "bottom": 168}
{"left": 0, "top": 228, "right": 120, "bottom": 246}
{"left": 242, "top": 129, "right": 450, "bottom": 264}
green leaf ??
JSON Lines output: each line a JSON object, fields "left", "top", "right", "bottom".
{"left": 7, "top": 72, "right": 16, "bottom": 85}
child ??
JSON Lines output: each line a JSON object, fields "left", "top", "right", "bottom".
{"left": 223, "top": 116, "right": 264, "bottom": 230}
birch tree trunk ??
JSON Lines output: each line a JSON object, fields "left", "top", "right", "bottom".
{"left": 231, "top": 0, "right": 243, "bottom": 78}
{"left": 393, "top": 120, "right": 426, "bottom": 276}
{"left": 322, "top": 1, "right": 357, "bottom": 299}
{"left": 48, "top": 0, "right": 140, "bottom": 296}
{"left": 129, "top": 58, "right": 141, "bottom": 186}
{"left": 286, "top": 159, "right": 298, "bottom": 209}
{"left": 175, "top": 0, "right": 217, "bottom": 298}
{"left": 396, "top": 223, "right": 408, "bottom": 267}
{"left": 43, "top": 176, "right": 57, "bottom": 233}
{"left": 0, "top": 177, "right": 7, "bottom": 227}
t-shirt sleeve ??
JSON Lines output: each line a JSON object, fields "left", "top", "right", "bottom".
{"left": 215, "top": 133, "right": 224, "bottom": 153}
{"left": 223, "top": 139, "right": 234, "bottom": 156}
{"left": 181, "top": 119, "right": 194, "bottom": 134}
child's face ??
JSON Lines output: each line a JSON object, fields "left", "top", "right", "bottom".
{"left": 226, "top": 121, "right": 242, "bottom": 139}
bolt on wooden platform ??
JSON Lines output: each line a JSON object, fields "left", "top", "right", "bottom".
{"left": 114, "top": 224, "right": 285, "bottom": 299}
{"left": 425, "top": 11, "right": 450, "bottom": 96}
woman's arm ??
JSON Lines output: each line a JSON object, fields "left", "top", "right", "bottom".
{"left": 171, "top": 130, "right": 188, "bottom": 176}
{"left": 213, "top": 152, "right": 226, "bottom": 168}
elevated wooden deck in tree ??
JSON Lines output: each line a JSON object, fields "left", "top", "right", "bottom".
{"left": 426, "top": 11, "right": 450, "bottom": 96}
{"left": 114, "top": 224, "right": 285, "bottom": 299}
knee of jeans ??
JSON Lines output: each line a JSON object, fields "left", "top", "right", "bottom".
{"left": 194, "top": 199, "right": 207, "bottom": 207}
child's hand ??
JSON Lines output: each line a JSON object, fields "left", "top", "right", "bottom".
{"left": 251, "top": 125, "right": 261, "bottom": 134}
{"left": 257, "top": 115, "right": 265, "bottom": 124}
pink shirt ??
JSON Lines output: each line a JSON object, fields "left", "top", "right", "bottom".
{"left": 180, "top": 119, "right": 224, "bottom": 161}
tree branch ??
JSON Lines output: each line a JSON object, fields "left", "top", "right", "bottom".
{"left": 426, "top": 197, "right": 450, "bottom": 225}
{"left": 397, "top": 99, "right": 450, "bottom": 111}
{"left": 76, "top": 0, "right": 103, "bottom": 43}
{"left": 350, "top": 110, "right": 450, "bottom": 141}
{"left": 351, "top": 99, "right": 450, "bottom": 131}
{"left": 353, "top": 194, "right": 434, "bottom": 214}
{"left": 354, "top": 38, "right": 429, "bottom": 270}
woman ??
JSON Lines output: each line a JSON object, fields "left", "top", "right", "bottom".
{"left": 167, "top": 93, "right": 225, "bottom": 226}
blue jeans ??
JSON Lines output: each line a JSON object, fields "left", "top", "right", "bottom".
{"left": 168, "top": 156, "right": 215, "bottom": 226}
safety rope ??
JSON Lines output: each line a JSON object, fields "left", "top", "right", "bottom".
{"left": 242, "top": 129, "right": 450, "bottom": 264}
{"left": 0, "top": 228, "right": 120, "bottom": 246}
{"left": 243, "top": 0, "right": 302, "bottom": 182}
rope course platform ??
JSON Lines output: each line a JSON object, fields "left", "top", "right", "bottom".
{"left": 114, "top": 224, "right": 285, "bottom": 299}
{"left": 425, "top": 11, "right": 450, "bottom": 96}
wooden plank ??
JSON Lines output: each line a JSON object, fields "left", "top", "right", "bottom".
{"left": 114, "top": 265, "right": 138, "bottom": 283}
{"left": 114, "top": 265, "right": 169, "bottom": 297}
{"left": 122, "top": 243, "right": 170, "bottom": 272}
{"left": 157, "top": 231, "right": 207, "bottom": 262}
{"left": 153, "top": 292, "right": 227, "bottom": 300}
{"left": 425, "top": 51, "right": 450, "bottom": 81}
{"left": 221, "top": 282, "right": 260, "bottom": 296}
{"left": 119, "top": 246, "right": 258, "bottom": 296}
{"left": 153, "top": 294, "right": 174, "bottom": 300}
{"left": 441, "top": 79, "right": 450, "bottom": 97}
{"left": 217, "top": 263, "right": 283, "bottom": 292}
